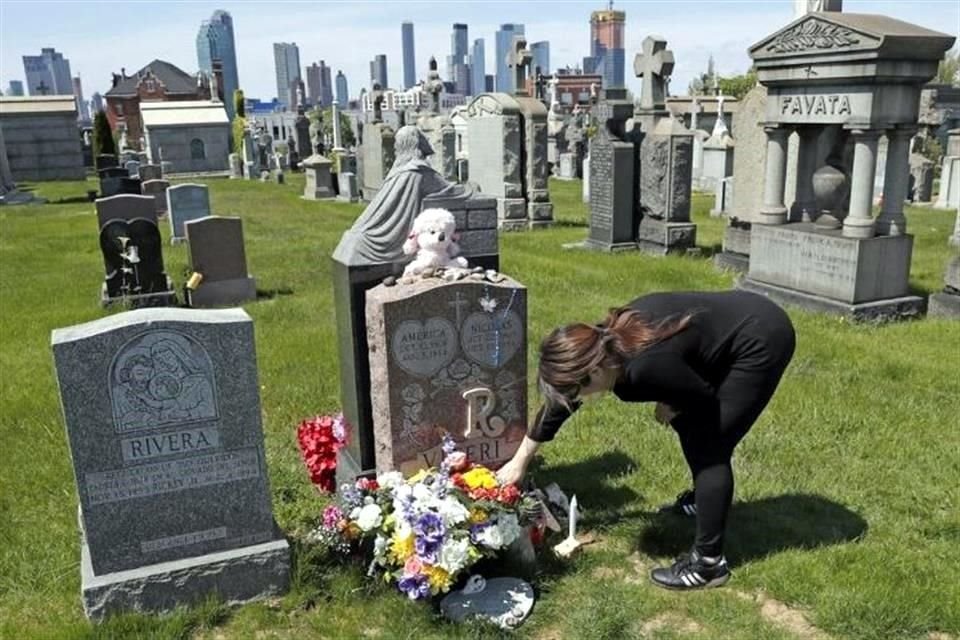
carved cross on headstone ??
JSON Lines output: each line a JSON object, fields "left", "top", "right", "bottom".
{"left": 35, "top": 80, "right": 50, "bottom": 96}
{"left": 507, "top": 36, "right": 532, "bottom": 96}
{"left": 633, "top": 35, "right": 675, "bottom": 111}
{"left": 370, "top": 83, "right": 384, "bottom": 123}
{"left": 448, "top": 291, "right": 469, "bottom": 327}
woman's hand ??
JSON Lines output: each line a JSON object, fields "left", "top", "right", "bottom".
{"left": 495, "top": 456, "right": 527, "bottom": 486}
{"left": 654, "top": 402, "right": 679, "bottom": 425}
{"left": 495, "top": 436, "right": 542, "bottom": 485}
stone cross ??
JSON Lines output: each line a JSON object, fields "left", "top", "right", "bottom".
{"left": 448, "top": 291, "right": 469, "bottom": 326}
{"left": 371, "top": 83, "right": 384, "bottom": 123}
{"left": 634, "top": 35, "right": 675, "bottom": 111}
{"left": 507, "top": 36, "right": 533, "bottom": 96}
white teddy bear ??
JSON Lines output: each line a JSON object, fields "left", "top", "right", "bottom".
{"left": 402, "top": 208, "right": 469, "bottom": 277}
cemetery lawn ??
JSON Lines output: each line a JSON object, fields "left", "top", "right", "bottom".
{"left": 2, "top": 175, "right": 958, "bottom": 640}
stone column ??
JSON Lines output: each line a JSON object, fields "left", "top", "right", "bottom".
{"left": 759, "top": 126, "right": 790, "bottom": 225}
{"left": 843, "top": 128, "right": 881, "bottom": 239}
{"left": 876, "top": 127, "right": 914, "bottom": 236}
{"left": 332, "top": 101, "right": 344, "bottom": 151}
{"left": 791, "top": 127, "right": 819, "bottom": 223}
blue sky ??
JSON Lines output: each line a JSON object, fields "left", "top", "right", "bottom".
{"left": 1, "top": 1, "right": 957, "bottom": 102}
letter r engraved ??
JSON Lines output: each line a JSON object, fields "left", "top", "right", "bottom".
{"left": 461, "top": 387, "right": 507, "bottom": 439}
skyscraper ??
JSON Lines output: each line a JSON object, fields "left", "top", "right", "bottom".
{"left": 495, "top": 24, "right": 525, "bottom": 93}
{"left": 197, "top": 10, "right": 239, "bottom": 118}
{"left": 531, "top": 41, "right": 550, "bottom": 76}
{"left": 90, "top": 91, "right": 104, "bottom": 114}
{"left": 306, "top": 63, "right": 321, "bottom": 106}
{"left": 6, "top": 80, "right": 24, "bottom": 96}
{"left": 584, "top": 7, "right": 625, "bottom": 88}
{"left": 273, "top": 42, "right": 301, "bottom": 108}
{"left": 402, "top": 21, "right": 416, "bottom": 89}
{"left": 469, "top": 39, "right": 486, "bottom": 97}
{"left": 446, "top": 23, "right": 470, "bottom": 94}
{"left": 72, "top": 75, "right": 90, "bottom": 122}
{"left": 335, "top": 70, "right": 349, "bottom": 105}
{"left": 319, "top": 61, "right": 333, "bottom": 107}
{"left": 22, "top": 48, "right": 72, "bottom": 95}
{"left": 370, "top": 54, "right": 388, "bottom": 89}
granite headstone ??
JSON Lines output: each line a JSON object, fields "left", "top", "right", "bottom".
{"left": 167, "top": 184, "right": 211, "bottom": 244}
{"left": 142, "top": 179, "right": 170, "bottom": 216}
{"left": 184, "top": 216, "right": 256, "bottom": 307}
{"left": 51, "top": 307, "right": 290, "bottom": 619}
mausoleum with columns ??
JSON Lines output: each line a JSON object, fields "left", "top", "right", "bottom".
{"left": 737, "top": 12, "right": 954, "bottom": 321}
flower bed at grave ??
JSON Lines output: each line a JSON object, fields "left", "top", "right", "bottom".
{"left": 299, "top": 432, "right": 539, "bottom": 600}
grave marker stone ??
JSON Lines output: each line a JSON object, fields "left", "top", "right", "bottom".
{"left": 142, "top": 179, "right": 170, "bottom": 216}
{"left": 167, "top": 184, "right": 211, "bottom": 244}
{"left": 366, "top": 277, "right": 527, "bottom": 474}
{"left": 139, "top": 163, "right": 162, "bottom": 181}
{"left": 126, "top": 160, "right": 140, "bottom": 179}
{"left": 184, "top": 216, "right": 256, "bottom": 307}
{"left": 51, "top": 307, "right": 290, "bottom": 619}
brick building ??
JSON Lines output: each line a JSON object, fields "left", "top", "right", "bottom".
{"left": 104, "top": 60, "right": 216, "bottom": 146}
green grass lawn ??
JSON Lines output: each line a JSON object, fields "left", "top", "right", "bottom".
{"left": 1, "top": 175, "right": 958, "bottom": 639}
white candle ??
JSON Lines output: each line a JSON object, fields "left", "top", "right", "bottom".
{"left": 568, "top": 495, "right": 578, "bottom": 540}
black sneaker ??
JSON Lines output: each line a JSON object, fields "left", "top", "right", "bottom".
{"left": 659, "top": 490, "right": 697, "bottom": 517}
{"left": 650, "top": 549, "right": 731, "bottom": 590}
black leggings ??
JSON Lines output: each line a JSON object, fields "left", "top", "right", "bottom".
{"left": 673, "top": 309, "right": 796, "bottom": 557}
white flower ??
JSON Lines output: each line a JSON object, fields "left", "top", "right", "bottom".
{"left": 377, "top": 471, "right": 405, "bottom": 490}
{"left": 496, "top": 513, "right": 521, "bottom": 548}
{"left": 437, "top": 537, "right": 472, "bottom": 574}
{"left": 373, "top": 534, "right": 388, "bottom": 562}
{"left": 438, "top": 496, "right": 470, "bottom": 527}
{"left": 355, "top": 503, "right": 383, "bottom": 532}
{"left": 475, "top": 524, "right": 505, "bottom": 549}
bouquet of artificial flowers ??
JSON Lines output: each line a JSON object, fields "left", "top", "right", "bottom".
{"left": 307, "top": 435, "right": 538, "bottom": 600}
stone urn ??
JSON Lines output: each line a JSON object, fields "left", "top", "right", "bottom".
{"left": 812, "top": 164, "right": 849, "bottom": 230}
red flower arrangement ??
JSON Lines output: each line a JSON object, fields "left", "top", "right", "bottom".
{"left": 297, "top": 414, "right": 349, "bottom": 493}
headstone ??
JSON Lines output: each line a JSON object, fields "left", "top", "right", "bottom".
{"left": 440, "top": 577, "right": 535, "bottom": 629}
{"left": 302, "top": 154, "right": 335, "bottom": 200}
{"left": 928, "top": 254, "right": 960, "bottom": 318}
{"left": 228, "top": 153, "right": 242, "bottom": 179}
{"left": 582, "top": 150, "right": 590, "bottom": 203}
{"left": 97, "top": 154, "right": 118, "bottom": 170}
{"left": 142, "top": 179, "right": 170, "bottom": 216}
{"left": 633, "top": 36, "right": 697, "bottom": 255}
{"left": 366, "top": 276, "right": 527, "bottom": 474}
{"left": 737, "top": 12, "right": 954, "bottom": 322}
{"left": 125, "top": 160, "right": 140, "bottom": 179}
{"left": 935, "top": 129, "right": 960, "bottom": 210}
{"left": 184, "top": 216, "right": 257, "bottom": 307}
{"left": 581, "top": 93, "right": 639, "bottom": 251}
{"left": 332, "top": 126, "right": 499, "bottom": 479}
{"left": 119, "top": 177, "right": 143, "bottom": 195}
{"left": 98, "top": 167, "right": 129, "bottom": 198}
{"left": 167, "top": 184, "right": 211, "bottom": 244}
{"left": 242, "top": 130, "right": 258, "bottom": 180}
{"left": 337, "top": 171, "right": 360, "bottom": 203}
{"left": 711, "top": 176, "right": 734, "bottom": 217}
{"left": 360, "top": 123, "right": 395, "bottom": 201}
{"left": 908, "top": 153, "right": 934, "bottom": 203}
{"left": 139, "top": 164, "right": 162, "bottom": 181}
{"left": 95, "top": 195, "right": 176, "bottom": 307}
{"left": 51, "top": 307, "right": 290, "bottom": 620}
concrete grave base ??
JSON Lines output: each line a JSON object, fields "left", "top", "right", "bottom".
{"left": 528, "top": 202, "right": 554, "bottom": 224}
{"left": 713, "top": 252, "right": 750, "bottom": 273}
{"left": 81, "top": 531, "right": 290, "bottom": 621}
{"left": 928, "top": 291, "right": 960, "bottom": 319}
{"left": 737, "top": 277, "right": 925, "bottom": 322}
{"left": 499, "top": 220, "right": 529, "bottom": 232}
{"left": 636, "top": 218, "right": 698, "bottom": 256}
{"left": 497, "top": 198, "right": 527, "bottom": 223}
{"left": 564, "top": 239, "right": 639, "bottom": 252}
{"left": 187, "top": 276, "right": 257, "bottom": 308}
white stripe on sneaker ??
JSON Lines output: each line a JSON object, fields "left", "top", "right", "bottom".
{"left": 680, "top": 574, "right": 693, "bottom": 587}
{"left": 691, "top": 572, "right": 705, "bottom": 585}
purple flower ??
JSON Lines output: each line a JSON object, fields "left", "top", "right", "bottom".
{"left": 441, "top": 434, "right": 456, "bottom": 456}
{"left": 338, "top": 483, "right": 362, "bottom": 510}
{"left": 413, "top": 512, "right": 446, "bottom": 563}
{"left": 469, "top": 522, "right": 490, "bottom": 544}
{"left": 397, "top": 572, "right": 431, "bottom": 600}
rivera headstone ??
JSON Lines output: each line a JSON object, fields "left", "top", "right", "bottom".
{"left": 52, "top": 308, "right": 290, "bottom": 620}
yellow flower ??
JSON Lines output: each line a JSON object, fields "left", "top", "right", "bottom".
{"left": 389, "top": 532, "right": 414, "bottom": 562}
{"left": 407, "top": 468, "right": 430, "bottom": 484}
{"left": 469, "top": 508, "right": 489, "bottom": 524}
{"left": 423, "top": 565, "right": 454, "bottom": 594}
{"left": 461, "top": 467, "right": 497, "bottom": 490}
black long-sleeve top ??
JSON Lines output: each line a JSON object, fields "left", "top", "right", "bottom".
{"left": 527, "top": 290, "right": 789, "bottom": 442}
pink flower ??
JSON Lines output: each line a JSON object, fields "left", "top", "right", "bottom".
{"left": 404, "top": 556, "right": 424, "bottom": 575}
{"left": 444, "top": 451, "right": 469, "bottom": 472}
{"left": 323, "top": 505, "right": 343, "bottom": 529}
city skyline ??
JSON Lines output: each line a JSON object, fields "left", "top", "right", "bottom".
{"left": 196, "top": 9, "right": 239, "bottom": 119}
{"left": 1, "top": 1, "right": 956, "bottom": 105}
